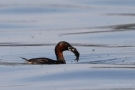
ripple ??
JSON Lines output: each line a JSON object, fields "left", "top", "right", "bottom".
{"left": 0, "top": 42, "right": 135, "bottom": 48}
{"left": 60, "top": 23, "right": 135, "bottom": 35}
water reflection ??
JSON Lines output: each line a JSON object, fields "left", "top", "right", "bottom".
{"left": 0, "top": 0, "right": 135, "bottom": 65}
{"left": 61, "top": 23, "right": 135, "bottom": 35}
{"left": 0, "top": 1, "right": 135, "bottom": 90}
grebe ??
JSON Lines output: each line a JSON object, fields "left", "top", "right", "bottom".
{"left": 21, "top": 41, "right": 80, "bottom": 64}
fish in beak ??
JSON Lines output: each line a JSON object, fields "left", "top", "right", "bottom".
{"left": 68, "top": 47, "right": 80, "bottom": 62}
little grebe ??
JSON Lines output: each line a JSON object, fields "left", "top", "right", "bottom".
{"left": 21, "top": 41, "right": 80, "bottom": 64}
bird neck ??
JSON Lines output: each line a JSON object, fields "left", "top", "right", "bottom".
{"left": 55, "top": 48, "right": 66, "bottom": 64}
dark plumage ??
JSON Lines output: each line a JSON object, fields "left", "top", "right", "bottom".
{"left": 21, "top": 41, "right": 80, "bottom": 64}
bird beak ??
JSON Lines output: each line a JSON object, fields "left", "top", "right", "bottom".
{"left": 68, "top": 47, "right": 80, "bottom": 62}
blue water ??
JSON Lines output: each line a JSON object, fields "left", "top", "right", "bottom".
{"left": 0, "top": 0, "right": 135, "bottom": 64}
{"left": 0, "top": 1, "right": 135, "bottom": 90}
{"left": 77, "top": 0, "right": 135, "bottom": 6}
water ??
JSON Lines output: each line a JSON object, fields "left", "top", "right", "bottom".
{"left": 0, "top": 0, "right": 135, "bottom": 90}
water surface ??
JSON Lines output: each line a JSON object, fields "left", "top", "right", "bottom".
{"left": 0, "top": 0, "right": 135, "bottom": 90}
